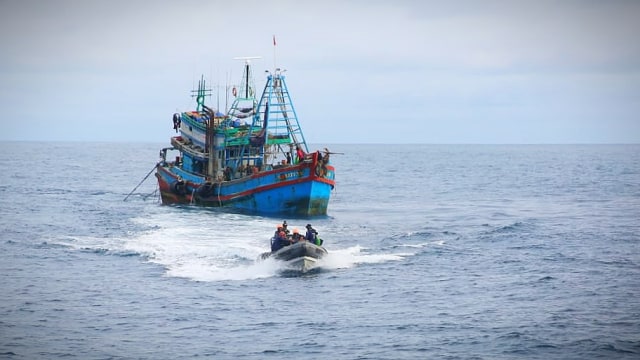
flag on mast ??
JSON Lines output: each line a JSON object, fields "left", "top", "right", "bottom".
{"left": 273, "top": 35, "right": 276, "bottom": 46}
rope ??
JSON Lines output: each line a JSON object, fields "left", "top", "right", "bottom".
{"left": 141, "top": 188, "right": 158, "bottom": 201}
{"left": 123, "top": 162, "right": 160, "bottom": 202}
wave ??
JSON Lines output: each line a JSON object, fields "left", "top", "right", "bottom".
{"left": 491, "top": 221, "right": 530, "bottom": 234}
{"left": 50, "top": 211, "right": 449, "bottom": 282}
{"left": 393, "top": 242, "right": 437, "bottom": 249}
{"left": 319, "top": 245, "right": 407, "bottom": 270}
{"left": 478, "top": 221, "right": 538, "bottom": 243}
{"left": 54, "top": 236, "right": 145, "bottom": 257}
{"left": 57, "top": 235, "right": 421, "bottom": 282}
{"left": 80, "top": 247, "right": 143, "bottom": 258}
{"left": 566, "top": 339, "right": 640, "bottom": 357}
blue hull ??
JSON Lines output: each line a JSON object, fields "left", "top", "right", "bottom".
{"left": 155, "top": 161, "right": 335, "bottom": 216}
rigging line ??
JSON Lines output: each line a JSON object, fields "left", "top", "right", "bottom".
{"left": 124, "top": 162, "right": 160, "bottom": 202}
{"left": 142, "top": 188, "right": 158, "bottom": 201}
{"left": 275, "top": 78, "right": 298, "bottom": 145}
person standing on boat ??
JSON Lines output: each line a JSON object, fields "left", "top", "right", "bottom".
{"left": 323, "top": 148, "right": 331, "bottom": 164}
{"left": 172, "top": 113, "right": 181, "bottom": 133}
{"left": 282, "top": 221, "right": 291, "bottom": 236}
{"left": 296, "top": 146, "right": 305, "bottom": 164}
{"left": 305, "top": 224, "right": 322, "bottom": 245}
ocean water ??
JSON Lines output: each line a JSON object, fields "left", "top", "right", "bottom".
{"left": 1, "top": 142, "right": 639, "bottom": 359}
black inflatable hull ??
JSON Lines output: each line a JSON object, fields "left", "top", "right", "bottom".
{"left": 261, "top": 241, "right": 328, "bottom": 272}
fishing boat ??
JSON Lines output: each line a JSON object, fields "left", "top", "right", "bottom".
{"left": 155, "top": 58, "right": 336, "bottom": 215}
{"left": 260, "top": 240, "right": 328, "bottom": 273}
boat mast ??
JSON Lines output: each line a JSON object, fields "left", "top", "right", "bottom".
{"left": 245, "top": 62, "right": 250, "bottom": 98}
{"left": 230, "top": 57, "right": 261, "bottom": 169}
{"left": 257, "top": 68, "right": 309, "bottom": 154}
{"left": 232, "top": 56, "right": 261, "bottom": 99}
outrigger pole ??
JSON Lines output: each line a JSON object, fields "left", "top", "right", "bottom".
{"left": 124, "top": 162, "right": 160, "bottom": 201}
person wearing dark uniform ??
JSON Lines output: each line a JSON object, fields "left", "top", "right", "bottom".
{"left": 271, "top": 229, "right": 289, "bottom": 252}
{"left": 305, "top": 224, "right": 322, "bottom": 245}
{"left": 282, "top": 221, "right": 290, "bottom": 236}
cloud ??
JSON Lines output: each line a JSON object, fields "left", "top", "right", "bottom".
{"left": 1, "top": 0, "right": 639, "bottom": 143}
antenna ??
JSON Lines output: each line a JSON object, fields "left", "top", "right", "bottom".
{"left": 190, "top": 75, "right": 212, "bottom": 111}
{"left": 233, "top": 56, "right": 262, "bottom": 63}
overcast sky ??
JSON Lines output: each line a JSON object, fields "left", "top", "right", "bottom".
{"left": 1, "top": 0, "right": 639, "bottom": 144}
